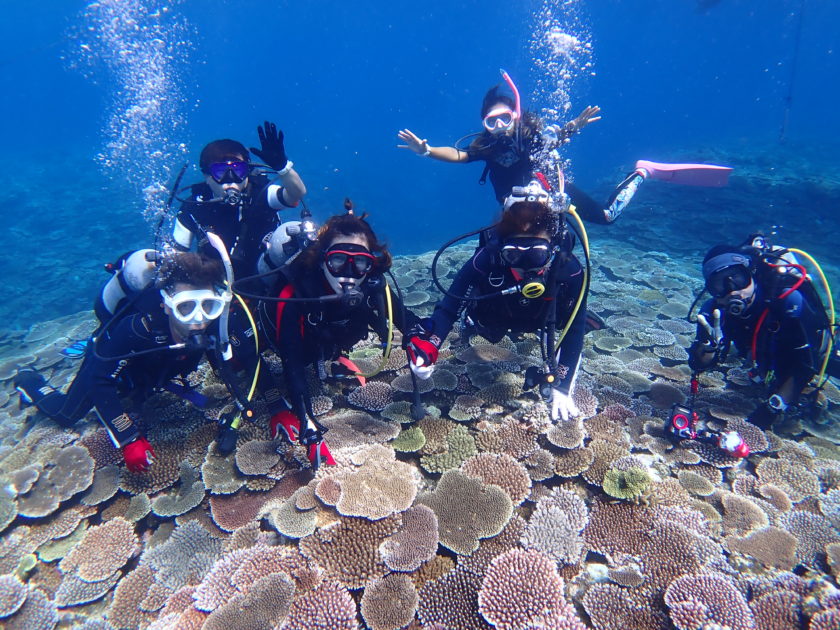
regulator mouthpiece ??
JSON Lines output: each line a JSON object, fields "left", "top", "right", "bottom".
{"left": 222, "top": 188, "right": 242, "bottom": 205}
{"left": 520, "top": 281, "right": 546, "bottom": 299}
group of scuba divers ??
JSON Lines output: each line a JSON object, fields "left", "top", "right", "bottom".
{"left": 13, "top": 70, "right": 840, "bottom": 473}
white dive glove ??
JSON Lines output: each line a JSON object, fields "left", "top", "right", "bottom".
{"left": 409, "top": 356, "right": 435, "bottom": 380}
{"left": 550, "top": 389, "right": 580, "bottom": 422}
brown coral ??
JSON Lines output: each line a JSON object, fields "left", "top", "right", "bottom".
{"left": 478, "top": 549, "right": 586, "bottom": 630}
{"left": 299, "top": 514, "right": 401, "bottom": 589}
{"left": 360, "top": 573, "right": 418, "bottom": 630}
{"left": 417, "top": 469, "right": 513, "bottom": 556}
{"left": 460, "top": 453, "right": 531, "bottom": 506}
{"left": 725, "top": 526, "right": 797, "bottom": 570}
{"left": 663, "top": 573, "right": 755, "bottom": 630}
{"left": 59, "top": 517, "right": 138, "bottom": 582}
{"left": 279, "top": 580, "right": 358, "bottom": 630}
{"left": 418, "top": 567, "right": 488, "bottom": 630}
{"left": 379, "top": 504, "right": 439, "bottom": 572}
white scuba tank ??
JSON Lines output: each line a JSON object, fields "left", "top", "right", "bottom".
{"left": 257, "top": 221, "right": 305, "bottom": 281}
{"left": 100, "top": 249, "right": 158, "bottom": 316}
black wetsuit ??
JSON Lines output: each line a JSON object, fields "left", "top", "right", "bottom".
{"left": 256, "top": 267, "right": 421, "bottom": 416}
{"left": 464, "top": 120, "right": 611, "bottom": 225}
{"left": 173, "top": 174, "right": 296, "bottom": 278}
{"left": 690, "top": 281, "right": 829, "bottom": 396}
{"left": 425, "top": 234, "right": 587, "bottom": 394}
{"left": 27, "top": 289, "right": 220, "bottom": 447}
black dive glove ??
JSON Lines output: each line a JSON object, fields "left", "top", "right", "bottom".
{"left": 250, "top": 121, "right": 288, "bottom": 171}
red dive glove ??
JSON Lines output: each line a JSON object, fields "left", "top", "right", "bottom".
{"left": 270, "top": 410, "right": 301, "bottom": 442}
{"left": 123, "top": 437, "right": 155, "bottom": 473}
{"left": 406, "top": 333, "right": 440, "bottom": 380}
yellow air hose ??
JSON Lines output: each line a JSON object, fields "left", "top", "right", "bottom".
{"left": 787, "top": 248, "right": 836, "bottom": 385}
{"left": 352, "top": 283, "right": 395, "bottom": 379}
{"left": 229, "top": 292, "right": 260, "bottom": 429}
{"left": 554, "top": 203, "right": 590, "bottom": 352}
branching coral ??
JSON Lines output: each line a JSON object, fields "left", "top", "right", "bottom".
{"left": 360, "top": 573, "right": 418, "bottom": 630}
{"left": 278, "top": 580, "right": 358, "bottom": 630}
{"left": 663, "top": 573, "right": 755, "bottom": 630}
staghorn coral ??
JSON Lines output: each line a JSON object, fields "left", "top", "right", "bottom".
{"left": 59, "top": 517, "right": 138, "bottom": 582}
{"left": 360, "top": 573, "right": 418, "bottom": 630}
{"left": 0, "top": 574, "right": 27, "bottom": 618}
{"left": 417, "top": 469, "right": 512, "bottom": 556}
{"left": 460, "top": 453, "right": 531, "bottom": 506}
{"left": 299, "top": 514, "right": 401, "bottom": 589}
{"left": 348, "top": 381, "right": 394, "bottom": 412}
{"left": 664, "top": 573, "right": 755, "bottom": 630}
{"left": 478, "top": 549, "right": 586, "bottom": 630}
{"left": 152, "top": 463, "right": 205, "bottom": 518}
{"left": 202, "top": 573, "right": 295, "bottom": 630}
{"left": 278, "top": 580, "right": 358, "bottom": 630}
{"left": 602, "top": 467, "right": 651, "bottom": 501}
{"left": 725, "top": 526, "right": 797, "bottom": 570}
{"left": 379, "top": 504, "right": 439, "bottom": 572}
{"left": 418, "top": 567, "right": 489, "bottom": 630}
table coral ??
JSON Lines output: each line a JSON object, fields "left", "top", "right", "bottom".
{"left": 278, "top": 580, "right": 358, "bottom": 630}
{"left": 418, "top": 567, "right": 489, "bottom": 630}
{"left": 460, "top": 453, "right": 531, "bottom": 506}
{"left": 664, "top": 573, "right": 755, "bottom": 630}
{"left": 59, "top": 517, "right": 138, "bottom": 582}
{"left": 725, "top": 526, "right": 797, "bottom": 570}
{"left": 478, "top": 549, "right": 586, "bottom": 630}
{"left": 361, "top": 573, "right": 418, "bottom": 630}
{"left": 379, "top": 504, "right": 439, "bottom": 572}
{"left": 417, "top": 469, "right": 512, "bottom": 556}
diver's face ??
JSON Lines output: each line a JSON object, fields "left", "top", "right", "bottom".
{"left": 714, "top": 276, "right": 756, "bottom": 307}
{"left": 321, "top": 232, "right": 373, "bottom": 294}
{"left": 163, "top": 282, "right": 224, "bottom": 339}
{"left": 483, "top": 102, "right": 517, "bottom": 136}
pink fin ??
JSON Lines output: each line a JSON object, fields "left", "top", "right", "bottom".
{"left": 337, "top": 356, "right": 366, "bottom": 386}
{"left": 636, "top": 160, "right": 733, "bottom": 187}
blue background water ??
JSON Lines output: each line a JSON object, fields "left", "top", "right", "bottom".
{"left": 2, "top": 0, "right": 838, "bottom": 328}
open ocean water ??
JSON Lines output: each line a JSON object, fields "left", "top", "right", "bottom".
{"left": 1, "top": 1, "right": 840, "bottom": 628}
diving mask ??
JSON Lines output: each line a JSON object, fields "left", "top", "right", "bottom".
{"left": 324, "top": 243, "right": 376, "bottom": 279}
{"left": 162, "top": 288, "right": 231, "bottom": 325}
{"left": 483, "top": 105, "right": 517, "bottom": 134}
{"left": 501, "top": 237, "right": 553, "bottom": 270}
{"left": 706, "top": 265, "right": 752, "bottom": 299}
{"left": 206, "top": 160, "right": 250, "bottom": 184}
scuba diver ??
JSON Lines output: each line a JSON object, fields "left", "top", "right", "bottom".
{"left": 405, "top": 181, "right": 588, "bottom": 422}
{"left": 398, "top": 70, "right": 732, "bottom": 224}
{"left": 234, "top": 211, "right": 424, "bottom": 470}
{"left": 688, "top": 234, "right": 838, "bottom": 429}
{"left": 14, "top": 252, "right": 248, "bottom": 473}
{"left": 171, "top": 121, "right": 307, "bottom": 279}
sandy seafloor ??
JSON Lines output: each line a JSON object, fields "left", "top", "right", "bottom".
{"left": 2, "top": 153, "right": 840, "bottom": 629}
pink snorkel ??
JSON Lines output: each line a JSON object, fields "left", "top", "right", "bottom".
{"left": 499, "top": 68, "right": 522, "bottom": 121}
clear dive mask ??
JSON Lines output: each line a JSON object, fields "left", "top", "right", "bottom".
{"left": 483, "top": 105, "right": 517, "bottom": 134}
{"left": 161, "top": 288, "right": 231, "bottom": 325}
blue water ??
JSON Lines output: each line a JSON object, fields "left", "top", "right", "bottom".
{"left": 2, "top": 0, "right": 839, "bottom": 328}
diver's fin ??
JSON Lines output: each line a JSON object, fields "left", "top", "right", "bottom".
{"left": 60, "top": 339, "right": 89, "bottom": 359}
{"left": 636, "top": 160, "right": 732, "bottom": 187}
{"left": 584, "top": 310, "right": 606, "bottom": 334}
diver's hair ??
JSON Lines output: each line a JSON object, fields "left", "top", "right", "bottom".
{"left": 481, "top": 85, "right": 515, "bottom": 118}
{"left": 158, "top": 252, "right": 225, "bottom": 292}
{"left": 497, "top": 201, "right": 555, "bottom": 239}
{"left": 199, "top": 139, "right": 250, "bottom": 172}
{"left": 294, "top": 213, "right": 392, "bottom": 275}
